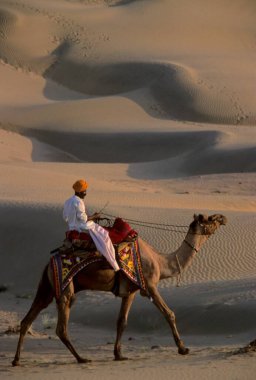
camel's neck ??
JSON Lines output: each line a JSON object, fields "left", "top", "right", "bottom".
{"left": 175, "top": 232, "right": 209, "bottom": 270}
{"left": 159, "top": 232, "right": 210, "bottom": 280}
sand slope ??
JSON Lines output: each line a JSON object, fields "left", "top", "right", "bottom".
{"left": 0, "top": 0, "right": 256, "bottom": 379}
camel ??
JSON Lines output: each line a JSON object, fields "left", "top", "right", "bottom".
{"left": 12, "top": 213, "right": 227, "bottom": 366}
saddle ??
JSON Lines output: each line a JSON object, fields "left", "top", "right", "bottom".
{"left": 50, "top": 218, "right": 145, "bottom": 299}
{"left": 56, "top": 217, "right": 138, "bottom": 254}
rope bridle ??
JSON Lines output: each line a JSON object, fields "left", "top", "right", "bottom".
{"left": 183, "top": 239, "right": 199, "bottom": 253}
{"left": 175, "top": 222, "right": 217, "bottom": 286}
{"left": 176, "top": 234, "right": 200, "bottom": 287}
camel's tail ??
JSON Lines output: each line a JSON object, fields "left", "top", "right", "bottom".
{"left": 31, "top": 264, "right": 54, "bottom": 308}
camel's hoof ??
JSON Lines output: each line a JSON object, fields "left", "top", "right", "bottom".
{"left": 12, "top": 359, "right": 20, "bottom": 367}
{"left": 114, "top": 356, "right": 129, "bottom": 361}
{"left": 178, "top": 347, "right": 190, "bottom": 355}
{"left": 77, "top": 357, "right": 91, "bottom": 364}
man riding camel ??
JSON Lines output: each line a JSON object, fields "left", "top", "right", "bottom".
{"left": 63, "top": 179, "right": 120, "bottom": 272}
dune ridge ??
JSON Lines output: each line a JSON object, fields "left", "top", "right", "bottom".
{"left": 1, "top": 126, "right": 255, "bottom": 183}
{"left": 0, "top": 1, "right": 256, "bottom": 379}
{"left": 45, "top": 59, "right": 249, "bottom": 124}
{"left": 1, "top": 1, "right": 255, "bottom": 124}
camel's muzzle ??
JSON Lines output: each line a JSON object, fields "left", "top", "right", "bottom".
{"left": 220, "top": 216, "right": 228, "bottom": 225}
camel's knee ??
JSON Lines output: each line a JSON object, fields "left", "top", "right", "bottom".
{"left": 56, "top": 324, "right": 68, "bottom": 341}
{"left": 169, "top": 311, "right": 176, "bottom": 322}
{"left": 56, "top": 316, "right": 70, "bottom": 339}
{"left": 166, "top": 310, "right": 176, "bottom": 324}
{"left": 19, "top": 317, "right": 32, "bottom": 335}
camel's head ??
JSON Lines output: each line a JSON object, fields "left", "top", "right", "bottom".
{"left": 190, "top": 213, "right": 227, "bottom": 235}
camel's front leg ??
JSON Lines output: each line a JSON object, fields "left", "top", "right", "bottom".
{"left": 148, "top": 287, "right": 189, "bottom": 355}
{"left": 114, "top": 292, "right": 136, "bottom": 360}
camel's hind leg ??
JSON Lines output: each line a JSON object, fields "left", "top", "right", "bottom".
{"left": 12, "top": 268, "right": 54, "bottom": 366}
{"left": 56, "top": 282, "right": 90, "bottom": 364}
{"left": 114, "top": 292, "right": 136, "bottom": 360}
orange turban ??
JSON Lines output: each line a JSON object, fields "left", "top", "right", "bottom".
{"left": 72, "top": 179, "right": 88, "bottom": 193}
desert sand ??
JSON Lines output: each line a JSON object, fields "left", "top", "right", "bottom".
{"left": 0, "top": 0, "right": 256, "bottom": 379}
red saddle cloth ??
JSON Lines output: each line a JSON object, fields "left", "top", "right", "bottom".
{"left": 107, "top": 217, "right": 137, "bottom": 244}
{"left": 66, "top": 230, "right": 90, "bottom": 241}
{"left": 66, "top": 218, "right": 137, "bottom": 245}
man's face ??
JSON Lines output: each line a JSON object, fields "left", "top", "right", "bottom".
{"left": 78, "top": 191, "right": 87, "bottom": 199}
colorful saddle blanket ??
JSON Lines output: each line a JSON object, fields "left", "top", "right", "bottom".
{"left": 50, "top": 239, "right": 146, "bottom": 300}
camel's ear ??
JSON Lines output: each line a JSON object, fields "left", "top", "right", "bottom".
{"left": 198, "top": 214, "right": 208, "bottom": 223}
{"left": 193, "top": 214, "right": 199, "bottom": 221}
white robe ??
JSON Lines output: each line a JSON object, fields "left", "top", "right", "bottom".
{"left": 63, "top": 195, "right": 119, "bottom": 271}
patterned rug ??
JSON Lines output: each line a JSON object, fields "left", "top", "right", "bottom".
{"left": 50, "top": 240, "right": 146, "bottom": 300}
{"left": 116, "top": 240, "right": 146, "bottom": 291}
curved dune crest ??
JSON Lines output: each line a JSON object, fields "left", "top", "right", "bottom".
{"left": 128, "top": 128, "right": 256, "bottom": 179}
{"left": 0, "top": 1, "right": 255, "bottom": 125}
{"left": 0, "top": 3, "right": 254, "bottom": 125}
{"left": 44, "top": 58, "right": 253, "bottom": 124}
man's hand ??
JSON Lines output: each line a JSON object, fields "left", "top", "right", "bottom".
{"left": 89, "top": 212, "right": 101, "bottom": 221}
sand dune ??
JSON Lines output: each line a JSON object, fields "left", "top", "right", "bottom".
{"left": 1, "top": 126, "right": 256, "bottom": 183}
{"left": 45, "top": 59, "right": 247, "bottom": 123}
{"left": 0, "top": 1, "right": 256, "bottom": 379}
{"left": 1, "top": 0, "right": 255, "bottom": 125}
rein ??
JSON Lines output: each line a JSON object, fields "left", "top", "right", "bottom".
{"left": 102, "top": 212, "right": 188, "bottom": 233}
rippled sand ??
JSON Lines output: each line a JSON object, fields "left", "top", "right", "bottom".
{"left": 0, "top": 1, "right": 256, "bottom": 379}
